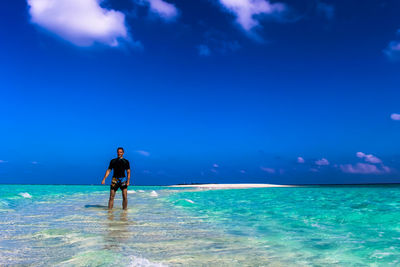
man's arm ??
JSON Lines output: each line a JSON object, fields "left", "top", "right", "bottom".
{"left": 101, "top": 169, "right": 112, "bottom": 185}
{"left": 126, "top": 169, "right": 131, "bottom": 186}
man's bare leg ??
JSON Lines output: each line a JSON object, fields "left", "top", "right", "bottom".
{"left": 122, "top": 188, "right": 128, "bottom": 210}
{"left": 108, "top": 188, "right": 116, "bottom": 209}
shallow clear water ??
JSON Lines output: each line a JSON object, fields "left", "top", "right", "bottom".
{"left": 1, "top": 184, "right": 400, "bottom": 266}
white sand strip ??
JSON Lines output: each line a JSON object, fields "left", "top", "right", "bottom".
{"left": 167, "top": 183, "right": 300, "bottom": 189}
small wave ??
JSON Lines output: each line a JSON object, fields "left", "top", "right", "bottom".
{"left": 127, "top": 190, "right": 136, "bottom": 194}
{"left": 184, "top": 199, "right": 194, "bottom": 204}
{"left": 19, "top": 192, "right": 32, "bottom": 198}
{"left": 0, "top": 200, "right": 9, "bottom": 206}
{"left": 137, "top": 190, "right": 145, "bottom": 193}
{"left": 371, "top": 252, "right": 394, "bottom": 259}
{"left": 0, "top": 200, "right": 13, "bottom": 212}
{"left": 149, "top": 191, "right": 158, "bottom": 197}
{"left": 128, "top": 255, "right": 168, "bottom": 267}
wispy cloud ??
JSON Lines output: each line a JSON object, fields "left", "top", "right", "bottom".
{"left": 240, "top": 169, "right": 246, "bottom": 174}
{"left": 316, "top": 2, "right": 334, "bottom": 20}
{"left": 340, "top": 163, "right": 391, "bottom": 174}
{"left": 217, "top": 0, "right": 286, "bottom": 32}
{"left": 356, "top": 152, "right": 382, "bottom": 164}
{"left": 315, "top": 158, "right": 329, "bottom": 166}
{"left": 212, "top": 163, "right": 219, "bottom": 168}
{"left": 137, "top": 0, "right": 179, "bottom": 21}
{"left": 391, "top": 113, "right": 400, "bottom": 121}
{"left": 260, "top": 166, "right": 275, "bottom": 173}
{"left": 297, "top": 156, "right": 305, "bottom": 163}
{"left": 27, "top": 0, "right": 129, "bottom": 47}
{"left": 384, "top": 41, "right": 400, "bottom": 61}
{"left": 31, "top": 161, "right": 39, "bottom": 165}
{"left": 197, "top": 30, "right": 241, "bottom": 56}
{"left": 197, "top": 44, "right": 211, "bottom": 56}
{"left": 136, "top": 150, "right": 150, "bottom": 157}
{"left": 0, "top": 160, "right": 8, "bottom": 163}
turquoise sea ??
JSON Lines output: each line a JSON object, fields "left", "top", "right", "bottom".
{"left": 1, "top": 184, "right": 400, "bottom": 266}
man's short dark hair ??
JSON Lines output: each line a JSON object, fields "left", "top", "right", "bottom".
{"left": 117, "top": 147, "right": 124, "bottom": 152}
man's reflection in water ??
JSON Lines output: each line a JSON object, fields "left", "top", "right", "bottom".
{"left": 104, "top": 209, "right": 135, "bottom": 251}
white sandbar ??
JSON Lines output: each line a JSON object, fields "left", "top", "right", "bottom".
{"left": 167, "top": 183, "right": 299, "bottom": 189}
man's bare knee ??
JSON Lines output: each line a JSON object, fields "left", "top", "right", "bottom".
{"left": 122, "top": 188, "right": 127, "bottom": 196}
{"left": 109, "top": 189, "right": 116, "bottom": 199}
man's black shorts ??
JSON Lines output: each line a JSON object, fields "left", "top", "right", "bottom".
{"left": 110, "top": 177, "right": 128, "bottom": 191}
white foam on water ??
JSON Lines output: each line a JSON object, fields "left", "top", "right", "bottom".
{"left": 128, "top": 255, "right": 168, "bottom": 267}
{"left": 18, "top": 192, "right": 32, "bottom": 198}
{"left": 128, "top": 190, "right": 136, "bottom": 194}
{"left": 371, "top": 252, "right": 394, "bottom": 259}
{"left": 55, "top": 250, "right": 119, "bottom": 266}
{"left": 184, "top": 199, "right": 194, "bottom": 204}
{"left": 138, "top": 190, "right": 145, "bottom": 193}
{"left": 149, "top": 191, "right": 158, "bottom": 197}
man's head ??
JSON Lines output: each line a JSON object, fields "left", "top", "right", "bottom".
{"left": 117, "top": 147, "right": 124, "bottom": 158}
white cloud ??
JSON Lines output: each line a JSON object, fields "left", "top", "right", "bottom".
{"left": 340, "top": 152, "right": 393, "bottom": 175}
{"left": 146, "top": 0, "right": 178, "bottom": 21}
{"left": 356, "top": 152, "right": 382, "bottom": 164}
{"left": 315, "top": 158, "right": 329, "bottom": 166}
{"left": 217, "top": 0, "right": 286, "bottom": 32}
{"left": 0, "top": 160, "right": 8, "bottom": 163}
{"left": 391, "top": 113, "right": 400, "bottom": 121}
{"left": 32, "top": 161, "right": 39, "bottom": 164}
{"left": 340, "top": 163, "right": 391, "bottom": 174}
{"left": 212, "top": 163, "right": 219, "bottom": 168}
{"left": 135, "top": 0, "right": 178, "bottom": 21}
{"left": 297, "top": 156, "right": 305, "bottom": 163}
{"left": 27, "top": 0, "right": 129, "bottom": 47}
{"left": 136, "top": 150, "right": 150, "bottom": 157}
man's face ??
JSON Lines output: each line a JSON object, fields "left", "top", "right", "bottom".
{"left": 117, "top": 149, "right": 124, "bottom": 158}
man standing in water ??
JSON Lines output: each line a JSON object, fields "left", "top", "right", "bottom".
{"left": 101, "top": 147, "right": 131, "bottom": 210}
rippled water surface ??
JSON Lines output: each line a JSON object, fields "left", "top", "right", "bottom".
{"left": 1, "top": 184, "right": 400, "bottom": 266}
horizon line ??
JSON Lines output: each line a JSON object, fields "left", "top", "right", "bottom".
{"left": 1, "top": 182, "right": 400, "bottom": 186}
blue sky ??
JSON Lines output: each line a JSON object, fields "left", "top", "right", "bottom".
{"left": 0, "top": 0, "right": 400, "bottom": 185}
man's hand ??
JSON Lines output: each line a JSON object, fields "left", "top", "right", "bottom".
{"left": 102, "top": 169, "right": 111, "bottom": 185}
{"left": 127, "top": 181, "right": 130, "bottom": 186}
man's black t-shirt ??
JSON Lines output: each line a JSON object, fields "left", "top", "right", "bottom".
{"left": 108, "top": 158, "right": 130, "bottom": 178}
